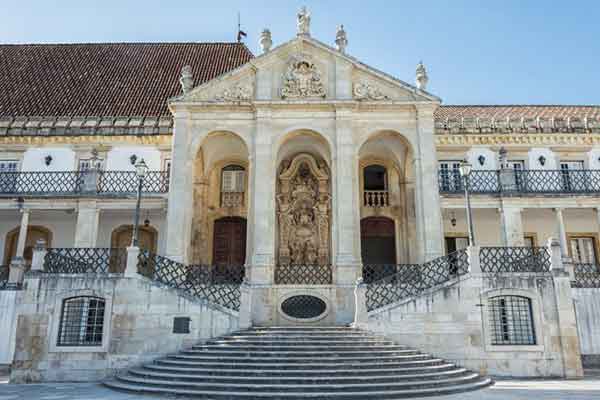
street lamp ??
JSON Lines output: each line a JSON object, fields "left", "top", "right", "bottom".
{"left": 131, "top": 158, "right": 148, "bottom": 247}
{"left": 459, "top": 159, "right": 475, "bottom": 246}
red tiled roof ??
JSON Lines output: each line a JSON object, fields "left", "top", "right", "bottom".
{"left": 435, "top": 105, "right": 600, "bottom": 120}
{"left": 0, "top": 42, "right": 253, "bottom": 117}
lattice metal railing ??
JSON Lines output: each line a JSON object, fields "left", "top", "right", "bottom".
{"left": 438, "top": 169, "right": 600, "bottom": 195}
{"left": 44, "top": 248, "right": 127, "bottom": 274}
{"left": 362, "top": 264, "right": 420, "bottom": 284}
{"left": 572, "top": 263, "right": 600, "bottom": 288}
{"left": 137, "top": 251, "right": 241, "bottom": 311}
{"left": 479, "top": 247, "right": 551, "bottom": 273}
{"left": 274, "top": 264, "right": 333, "bottom": 285}
{"left": 0, "top": 170, "right": 169, "bottom": 196}
{"left": 0, "top": 265, "right": 10, "bottom": 290}
{"left": 98, "top": 171, "right": 169, "bottom": 194}
{"left": 366, "top": 250, "right": 468, "bottom": 311}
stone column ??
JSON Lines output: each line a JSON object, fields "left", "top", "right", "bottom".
{"left": 165, "top": 112, "right": 193, "bottom": 262}
{"left": 595, "top": 207, "right": 600, "bottom": 239}
{"left": 124, "top": 246, "right": 140, "bottom": 278}
{"left": 548, "top": 238, "right": 584, "bottom": 378}
{"left": 500, "top": 206, "right": 524, "bottom": 246}
{"left": 415, "top": 105, "right": 444, "bottom": 262}
{"left": 249, "top": 109, "right": 275, "bottom": 284}
{"left": 467, "top": 245, "right": 482, "bottom": 274}
{"left": 554, "top": 208, "right": 569, "bottom": 256}
{"left": 74, "top": 200, "right": 100, "bottom": 248}
{"left": 14, "top": 209, "right": 30, "bottom": 260}
{"left": 334, "top": 108, "right": 361, "bottom": 284}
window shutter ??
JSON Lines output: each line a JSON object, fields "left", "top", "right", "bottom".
{"left": 222, "top": 171, "right": 234, "bottom": 192}
{"left": 234, "top": 170, "right": 245, "bottom": 192}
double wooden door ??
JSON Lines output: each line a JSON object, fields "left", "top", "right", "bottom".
{"left": 213, "top": 217, "right": 247, "bottom": 266}
{"left": 360, "top": 217, "right": 396, "bottom": 265}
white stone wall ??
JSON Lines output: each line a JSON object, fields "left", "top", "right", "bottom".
{"left": 0, "top": 290, "right": 19, "bottom": 364}
{"left": 105, "top": 146, "right": 163, "bottom": 170}
{"left": 10, "top": 274, "right": 239, "bottom": 382}
{"left": 21, "top": 148, "right": 76, "bottom": 171}
{"left": 573, "top": 288, "right": 600, "bottom": 367}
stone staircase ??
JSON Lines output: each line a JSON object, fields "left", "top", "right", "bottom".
{"left": 104, "top": 326, "right": 492, "bottom": 399}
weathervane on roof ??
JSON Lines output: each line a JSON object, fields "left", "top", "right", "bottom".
{"left": 237, "top": 12, "right": 247, "bottom": 43}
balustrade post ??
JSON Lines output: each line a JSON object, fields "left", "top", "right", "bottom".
{"left": 238, "top": 279, "right": 252, "bottom": 329}
{"left": 30, "top": 239, "right": 47, "bottom": 272}
{"left": 352, "top": 278, "right": 368, "bottom": 330}
{"left": 548, "top": 237, "right": 574, "bottom": 280}
{"left": 8, "top": 257, "right": 26, "bottom": 285}
{"left": 125, "top": 246, "right": 140, "bottom": 278}
{"left": 467, "top": 245, "right": 481, "bottom": 274}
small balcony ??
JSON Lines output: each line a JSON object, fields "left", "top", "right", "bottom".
{"left": 438, "top": 169, "right": 600, "bottom": 196}
{"left": 0, "top": 170, "right": 170, "bottom": 197}
{"left": 363, "top": 190, "right": 389, "bottom": 207}
{"left": 220, "top": 191, "right": 245, "bottom": 208}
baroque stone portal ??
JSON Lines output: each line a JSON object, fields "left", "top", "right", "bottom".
{"left": 277, "top": 153, "right": 330, "bottom": 265}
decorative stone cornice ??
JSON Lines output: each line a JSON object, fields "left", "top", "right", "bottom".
{"left": 436, "top": 115, "right": 600, "bottom": 134}
{"left": 435, "top": 133, "right": 600, "bottom": 147}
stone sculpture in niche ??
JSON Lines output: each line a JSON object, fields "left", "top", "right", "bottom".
{"left": 281, "top": 57, "right": 326, "bottom": 99}
{"left": 277, "top": 153, "right": 330, "bottom": 265}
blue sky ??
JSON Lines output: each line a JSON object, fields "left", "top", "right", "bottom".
{"left": 2, "top": 1, "right": 599, "bottom": 105}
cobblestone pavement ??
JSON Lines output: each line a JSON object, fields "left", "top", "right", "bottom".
{"left": 0, "top": 370, "right": 598, "bottom": 400}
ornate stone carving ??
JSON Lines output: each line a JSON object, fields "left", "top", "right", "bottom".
{"left": 281, "top": 57, "right": 326, "bottom": 99}
{"left": 297, "top": 6, "right": 311, "bottom": 36}
{"left": 277, "top": 154, "right": 330, "bottom": 265}
{"left": 259, "top": 29, "right": 272, "bottom": 53}
{"left": 353, "top": 81, "right": 389, "bottom": 100}
{"left": 416, "top": 61, "right": 428, "bottom": 91}
{"left": 180, "top": 65, "right": 193, "bottom": 94}
{"left": 335, "top": 25, "right": 348, "bottom": 53}
{"left": 215, "top": 84, "right": 253, "bottom": 102}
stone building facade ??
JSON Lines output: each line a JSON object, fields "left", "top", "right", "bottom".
{"left": 0, "top": 9, "right": 599, "bottom": 382}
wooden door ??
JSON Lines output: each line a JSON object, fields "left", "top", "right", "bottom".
{"left": 213, "top": 217, "right": 247, "bottom": 266}
{"left": 360, "top": 217, "right": 396, "bottom": 265}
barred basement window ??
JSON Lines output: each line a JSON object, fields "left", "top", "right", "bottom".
{"left": 57, "top": 296, "right": 106, "bottom": 347}
{"left": 489, "top": 295, "right": 535, "bottom": 345}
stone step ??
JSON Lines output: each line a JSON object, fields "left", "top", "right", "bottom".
{"left": 104, "top": 378, "right": 492, "bottom": 399}
{"left": 142, "top": 362, "right": 459, "bottom": 377}
{"left": 154, "top": 358, "right": 446, "bottom": 370}
{"left": 179, "top": 349, "right": 422, "bottom": 357}
{"left": 113, "top": 372, "right": 484, "bottom": 392}
{"left": 164, "top": 353, "right": 433, "bottom": 363}
{"left": 128, "top": 366, "right": 470, "bottom": 384}
{"left": 206, "top": 339, "right": 395, "bottom": 346}
{"left": 193, "top": 344, "right": 408, "bottom": 351}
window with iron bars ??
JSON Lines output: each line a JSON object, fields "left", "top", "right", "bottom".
{"left": 57, "top": 296, "right": 106, "bottom": 347}
{"left": 489, "top": 295, "right": 535, "bottom": 345}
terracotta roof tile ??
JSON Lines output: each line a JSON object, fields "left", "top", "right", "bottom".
{"left": 0, "top": 42, "right": 253, "bottom": 117}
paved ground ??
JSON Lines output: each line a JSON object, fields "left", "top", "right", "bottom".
{"left": 0, "top": 369, "right": 598, "bottom": 399}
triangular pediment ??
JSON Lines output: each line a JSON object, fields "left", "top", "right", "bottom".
{"left": 172, "top": 35, "right": 439, "bottom": 105}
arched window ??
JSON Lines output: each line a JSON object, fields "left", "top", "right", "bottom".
{"left": 489, "top": 295, "right": 535, "bottom": 345}
{"left": 57, "top": 296, "right": 106, "bottom": 347}
{"left": 363, "top": 165, "right": 387, "bottom": 191}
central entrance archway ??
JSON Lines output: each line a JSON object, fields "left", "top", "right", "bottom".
{"left": 212, "top": 217, "right": 247, "bottom": 266}
{"left": 360, "top": 217, "right": 396, "bottom": 265}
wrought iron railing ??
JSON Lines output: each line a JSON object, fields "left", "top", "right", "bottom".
{"left": 363, "top": 190, "right": 389, "bottom": 207}
{"left": 0, "top": 170, "right": 169, "bottom": 196}
{"left": 366, "top": 250, "right": 468, "bottom": 311}
{"left": 274, "top": 264, "right": 333, "bottom": 284}
{"left": 0, "top": 265, "right": 10, "bottom": 290}
{"left": 572, "top": 263, "right": 600, "bottom": 288}
{"left": 137, "top": 251, "right": 241, "bottom": 311}
{"left": 479, "top": 247, "right": 551, "bottom": 273}
{"left": 438, "top": 169, "right": 600, "bottom": 195}
{"left": 362, "top": 264, "right": 420, "bottom": 284}
{"left": 44, "top": 248, "right": 127, "bottom": 274}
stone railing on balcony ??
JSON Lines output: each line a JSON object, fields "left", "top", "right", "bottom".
{"left": 363, "top": 190, "right": 389, "bottom": 207}
{"left": 221, "top": 191, "right": 245, "bottom": 208}
{"left": 439, "top": 169, "right": 600, "bottom": 196}
{"left": 0, "top": 170, "right": 169, "bottom": 197}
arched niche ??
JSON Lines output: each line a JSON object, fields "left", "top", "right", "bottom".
{"left": 4, "top": 225, "right": 53, "bottom": 265}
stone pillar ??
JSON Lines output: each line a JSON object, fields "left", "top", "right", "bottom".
{"left": 334, "top": 108, "right": 361, "bottom": 284}
{"left": 352, "top": 278, "right": 368, "bottom": 330}
{"left": 500, "top": 206, "right": 524, "bottom": 246}
{"left": 30, "top": 239, "right": 47, "bottom": 272}
{"left": 124, "top": 246, "right": 140, "bottom": 278}
{"left": 595, "top": 207, "right": 600, "bottom": 239}
{"left": 554, "top": 208, "right": 569, "bottom": 256}
{"left": 238, "top": 280, "right": 252, "bottom": 329}
{"left": 548, "top": 238, "right": 584, "bottom": 378}
{"left": 467, "top": 245, "right": 482, "bottom": 274}
{"left": 415, "top": 105, "right": 444, "bottom": 261}
{"left": 74, "top": 200, "right": 100, "bottom": 248}
{"left": 14, "top": 209, "right": 30, "bottom": 259}
{"left": 249, "top": 109, "right": 275, "bottom": 284}
{"left": 165, "top": 112, "right": 193, "bottom": 262}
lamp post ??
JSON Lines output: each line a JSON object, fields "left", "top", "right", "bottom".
{"left": 459, "top": 159, "right": 475, "bottom": 246}
{"left": 131, "top": 158, "right": 148, "bottom": 247}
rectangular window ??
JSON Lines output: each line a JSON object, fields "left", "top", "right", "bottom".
{"left": 0, "top": 160, "right": 20, "bottom": 193}
{"left": 439, "top": 161, "right": 461, "bottom": 192}
{"left": 560, "top": 161, "right": 586, "bottom": 192}
{"left": 222, "top": 170, "right": 245, "bottom": 193}
{"left": 489, "top": 296, "right": 536, "bottom": 345}
{"left": 0, "top": 160, "right": 19, "bottom": 172}
{"left": 163, "top": 158, "right": 172, "bottom": 174}
{"left": 523, "top": 235, "right": 536, "bottom": 247}
{"left": 78, "top": 158, "right": 104, "bottom": 171}
{"left": 569, "top": 236, "right": 597, "bottom": 264}
{"left": 445, "top": 236, "right": 468, "bottom": 254}
{"left": 58, "top": 297, "right": 105, "bottom": 347}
